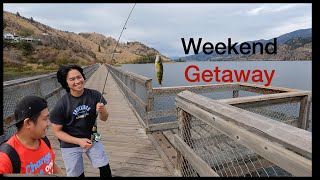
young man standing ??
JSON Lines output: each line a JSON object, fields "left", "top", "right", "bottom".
{"left": 49, "top": 64, "right": 112, "bottom": 177}
{"left": 0, "top": 95, "right": 64, "bottom": 175}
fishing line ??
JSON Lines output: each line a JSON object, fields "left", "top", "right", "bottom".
{"left": 100, "top": 3, "right": 136, "bottom": 102}
{"left": 92, "top": 3, "right": 136, "bottom": 142}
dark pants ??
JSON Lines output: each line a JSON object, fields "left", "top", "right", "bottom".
{"left": 79, "top": 164, "right": 112, "bottom": 177}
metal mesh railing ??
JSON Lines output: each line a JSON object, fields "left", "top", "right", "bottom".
{"left": 2, "top": 64, "right": 99, "bottom": 143}
{"left": 239, "top": 101, "right": 300, "bottom": 126}
{"left": 106, "top": 64, "right": 151, "bottom": 127}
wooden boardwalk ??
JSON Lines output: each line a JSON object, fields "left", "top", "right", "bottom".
{"left": 47, "top": 65, "right": 171, "bottom": 177}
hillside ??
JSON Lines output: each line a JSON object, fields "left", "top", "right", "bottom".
{"left": 3, "top": 10, "right": 172, "bottom": 67}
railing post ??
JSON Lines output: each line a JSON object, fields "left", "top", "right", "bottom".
{"left": 298, "top": 95, "right": 311, "bottom": 130}
{"left": 146, "top": 80, "right": 153, "bottom": 129}
{"left": 233, "top": 90, "right": 239, "bottom": 98}
{"left": 175, "top": 107, "right": 192, "bottom": 176}
{"left": 132, "top": 79, "right": 137, "bottom": 108}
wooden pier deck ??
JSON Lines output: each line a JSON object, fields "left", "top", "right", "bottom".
{"left": 46, "top": 65, "right": 171, "bottom": 177}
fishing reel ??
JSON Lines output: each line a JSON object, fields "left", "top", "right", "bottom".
{"left": 91, "top": 126, "right": 101, "bottom": 142}
{"left": 92, "top": 132, "right": 101, "bottom": 142}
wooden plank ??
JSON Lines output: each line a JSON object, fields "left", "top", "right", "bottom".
{"left": 219, "top": 91, "right": 310, "bottom": 109}
{"left": 109, "top": 154, "right": 166, "bottom": 167}
{"left": 175, "top": 97, "right": 311, "bottom": 176}
{"left": 101, "top": 136, "right": 153, "bottom": 145}
{"left": 147, "top": 110, "right": 176, "bottom": 119}
{"left": 105, "top": 145, "right": 160, "bottom": 156}
{"left": 174, "top": 134, "right": 220, "bottom": 176}
{"left": 239, "top": 82, "right": 301, "bottom": 92}
{"left": 109, "top": 161, "right": 169, "bottom": 175}
{"left": 111, "top": 168, "right": 170, "bottom": 177}
{"left": 101, "top": 130, "right": 147, "bottom": 137}
{"left": 148, "top": 121, "right": 179, "bottom": 132}
{"left": 163, "top": 130, "right": 176, "bottom": 147}
{"left": 108, "top": 151, "right": 164, "bottom": 161}
{"left": 100, "top": 128, "right": 146, "bottom": 135}
{"left": 147, "top": 133, "right": 176, "bottom": 176}
{"left": 152, "top": 131, "right": 177, "bottom": 167}
{"left": 152, "top": 83, "right": 239, "bottom": 97}
{"left": 101, "top": 132, "right": 149, "bottom": 140}
{"left": 177, "top": 91, "right": 311, "bottom": 158}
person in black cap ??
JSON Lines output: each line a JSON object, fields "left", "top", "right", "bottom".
{"left": 50, "top": 64, "right": 111, "bottom": 177}
{"left": 0, "top": 95, "right": 64, "bottom": 175}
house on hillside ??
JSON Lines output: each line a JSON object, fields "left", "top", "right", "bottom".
{"left": 3, "top": 32, "right": 14, "bottom": 40}
{"left": 4, "top": 32, "right": 41, "bottom": 43}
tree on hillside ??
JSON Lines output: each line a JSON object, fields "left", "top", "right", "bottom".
{"left": 30, "top": 17, "right": 34, "bottom": 23}
{"left": 98, "top": 45, "right": 101, "bottom": 52}
{"left": 16, "top": 12, "right": 20, "bottom": 17}
{"left": 3, "top": 20, "right": 6, "bottom": 29}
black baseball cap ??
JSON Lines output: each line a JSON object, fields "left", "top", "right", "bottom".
{"left": 14, "top": 95, "right": 48, "bottom": 123}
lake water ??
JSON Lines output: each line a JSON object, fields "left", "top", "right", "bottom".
{"left": 120, "top": 61, "right": 312, "bottom": 91}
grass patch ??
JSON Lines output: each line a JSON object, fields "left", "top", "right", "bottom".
{"left": 4, "top": 62, "right": 58, "bottom": 78}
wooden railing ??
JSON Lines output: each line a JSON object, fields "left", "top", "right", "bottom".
{"left": 174, "top": 91, "right": 312, "bottom": 177}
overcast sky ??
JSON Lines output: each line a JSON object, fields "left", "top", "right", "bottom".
{"left": 3, "top": 3, "right": 312, "bottom": 57}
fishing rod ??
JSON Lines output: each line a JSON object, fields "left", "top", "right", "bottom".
{"left": 91, "top": 3, "right": 136, "bottom": 142}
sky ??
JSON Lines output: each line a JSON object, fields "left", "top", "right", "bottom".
{"left": 3, "top": 3, "right": 312, "bottom": 58}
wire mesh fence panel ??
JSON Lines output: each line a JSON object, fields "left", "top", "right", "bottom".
{"left": 3, "top": 81, "right": 39, "bottom": 118}
{"left": 107, "top": 65, "right": 150, "bottom": 126}
{"left": 176, "top": 107, "right": 295, "bottom": 177}
{"left": 237, "top": 100, "right": 300, "bottom": 126}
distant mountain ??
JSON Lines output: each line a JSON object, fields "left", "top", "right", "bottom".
{"left": 181, "top": 28, "right": 312, "bottom": 61}
{"left": 276, "top": 28, "right": 312, "bottom": 44}
{"left": 168, "top": 56, "right": 181, "bottom": 60}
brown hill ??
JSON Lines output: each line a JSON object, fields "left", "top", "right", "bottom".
{"left": 3, "top": 11, "right": 172, "bottom": 65}
{"left": 242, "top": 43, "right": 312, "bottom": 61}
